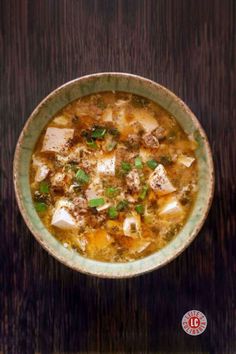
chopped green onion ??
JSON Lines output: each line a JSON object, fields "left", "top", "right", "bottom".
{"left": 146, "top": 159, "right": 158, "bottom": 170}
{"left": 39, "top": 181, "right": 49, "bottom": 194}
{"left": 86, "top": 140, "right": 98, "bottom": 149}
{"left": 121, "top": 161, "right": 132, "bottom": 173}
{"left": 108, "top": 206, "right": 118, "bottom": 219}
{"left": 88, "top": 198, "right": 105, "bottom": 208}
{"left": 135, "top": 204, "right": 144, "bottom": 214}
{"left": 105, "top": 187, "right": 119, "bottom": 198}
{"left": 91, "top": 127, "right": 106, "bottom": 139}
{"left": 116, "top": 200, "right": 129, "bottom": 211}
{"left": 139, "top": 185, "right": 148, "bottom": 200}
{"left": 35, "top": 202, "right": 47, "bottom": 212}
{"left": 75, "top": 169, "right": 90, "bottom": 184}
{"left": 135, "top": 156, "right": 143, "bottom": 169}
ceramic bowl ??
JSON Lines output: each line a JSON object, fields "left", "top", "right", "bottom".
{"left": 13, "top": 73, "right": 214, "bottom": 278}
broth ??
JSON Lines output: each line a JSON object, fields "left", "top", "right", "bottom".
{"left": 30, "top": 92, "right": 198, "bottom": 262}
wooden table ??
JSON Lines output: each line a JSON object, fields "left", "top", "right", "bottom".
{"left": 1, "top": 1, "right": 235, "bottom": 353}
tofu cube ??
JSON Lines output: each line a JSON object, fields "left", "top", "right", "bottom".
{"left": 32, "top": 155, "right": 50, "bottom": 182}
{"left": 149, "top": 164, "right": 176, "bottom": 195}
{"left": 123, "top": 213, "right": 141, "bottom": 238}
{"left": 133, "top": 109, "right": 159, "bottom": 133}
{"left": 51, "top": 207, "right": 77, "bottom": 230}
{"left": 35, "top": 164, "right": 50, "bottom": 182}
{"left": 159, "top": 196, "right": 183, "bottom": 215}
{"left": 97, "top": 154, "right": 116, "bottom": 176}
{"left": 41, "top": 127, "right": 74, "bottom": 153}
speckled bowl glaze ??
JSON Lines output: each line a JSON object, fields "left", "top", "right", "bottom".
{"left": 13, "top": 73, "right": 214, "bottom": 278}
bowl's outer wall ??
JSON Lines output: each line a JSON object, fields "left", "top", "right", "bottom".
{"left": 14, "top": 73, "right": 214, "bottom": 278}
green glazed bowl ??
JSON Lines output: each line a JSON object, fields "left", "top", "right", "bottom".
{"left": 13, "top": 73, "right": 214, "bottom": 278}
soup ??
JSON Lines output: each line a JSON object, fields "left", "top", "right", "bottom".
{"left": 30, "top": 92, "right": 198, "bottom": 262}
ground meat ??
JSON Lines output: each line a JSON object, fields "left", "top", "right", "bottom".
{"left": 142, "top": 132, "right": 159, "bottom": 149}
{"left": 79, "top": 159, "right": 96, "bottom": 173}
{"left": 89, "top": 213, "right": 107, "bottom": 228}
{"left": 115, "top": 146, "right": 128, "bottom": 166}
{"left": 130, "top": 121, "right": 144, "bottom": 135}
{"left": 73, "top": 196, "right": 88, "bottom": 214}
{"left": 126, "top": 134, "right": 141, "bottom": 149}
{"left": 51, "top": 172, "right": 65, "bottom": 187}
{"left": 126, "top": 169, "right": 141, "bottom": 192}
{"left": 116, "top": 147, "right": 139, "bottom": 169}
{"left": 153, "top": 126, "right": 167, "bottom": 140}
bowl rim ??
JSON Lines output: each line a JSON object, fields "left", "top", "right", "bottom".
{"left": 13, "top": 72, "right": 215, "bottom": 278}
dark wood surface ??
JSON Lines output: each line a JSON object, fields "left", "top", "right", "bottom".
{"left": 0, "top": 0, "right": 235, "bottom": 353}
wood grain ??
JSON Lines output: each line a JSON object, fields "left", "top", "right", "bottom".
{"left": 0, "top": 0, "right": 235, "bottom": 353}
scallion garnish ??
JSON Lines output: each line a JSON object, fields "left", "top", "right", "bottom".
{"left": 105, "top": 187, "right": 119, "bottom": 198}
{"left": 139, "top": 185, "right": 148, "bottom": 200}
{"left": 116, "top": 200, "right": 129, "bottom": 211}
{"left": 75, "top": 169, "right": 90, "bottom": 184}
{"left": 135, "top": 204, "right": 144, "bottom": 214}
{"left": 86, "top": 140, "right": 98, "bottom": 149}
{"left": 91, "top": 127, "right": 106, "bottom": 139}
{"left": 35, "top": 202, "right": 47, "bottom": 212}
{"left": 108, "top": 206, "right": 118, "bottom": 219}
{"left": 135, "top": 156, "right": 143, "bottom": 169}
{"left": 121, "top": 161, "right": 132, "bottom": 173}
{"left": 88, "top": 198, "right": 105, "bottom": 208}
{"left": 39, "top": 181, "right": 50, "bottom": 194}
{"left": 146, "top": 159, "right": 158, "bottom": 170}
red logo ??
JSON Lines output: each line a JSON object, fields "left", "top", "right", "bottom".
{"left": 181, "top": 310, "right": 207, "bottom": 336}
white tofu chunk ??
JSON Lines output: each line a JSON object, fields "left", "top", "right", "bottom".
{"left": 97, "top": 154, "right": 116, "bottom": 176}
{"left": 32, "top": 155, "right": 50, "bottom": 182}
{"left": 178, "top": 155, "right": 195, "bottom": 167}
{"left": 159, "top": 196, "right": 183, "bottom": 215}
{"left": 35, "top": 164, "right": 50, "bottom": 182}
{"left": 51, "top": 207, "right": 77, "bottom": 230}
{"left": 41, "top": 127, "right": 74, "bottom": 153}
{"left": 133, "top": 109, "right": 159, "bottom": 133}
{"left": 51, "top": 200, "right": 76, "bottom": 230}
{"left": 149, "top": 164, "right": 176, "bottom": 195}
{"left": 123, "top": 213, "right": 141, "bottom": 238}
